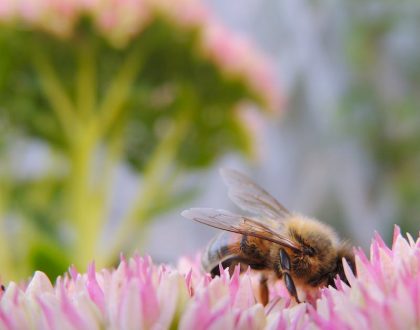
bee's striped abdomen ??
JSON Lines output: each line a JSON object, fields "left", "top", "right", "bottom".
{"left": 202, "top": 232, "right": 242, "bottom": 276}
{"left": 202, "top": 232, "right": 270, "bottom": 277}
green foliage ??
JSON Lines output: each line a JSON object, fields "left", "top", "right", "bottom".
{"left": 28, "top": 241, "right": 71, "bottom": 281}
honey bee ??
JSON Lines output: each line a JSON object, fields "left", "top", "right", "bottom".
{"left": 181, "top": 169, "right": 356, "bottom": 304}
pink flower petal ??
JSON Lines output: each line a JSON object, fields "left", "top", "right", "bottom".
{"left": 36, "top": 295, "right": 56, "bottom": 330}
{"left": 0, "top": 307, "right": 12, "bottom": 330}
{"left": 58, "top": 278, "right": 87, "bottom": 329}
{"left": 86, "top": 262, "right": 105, "bottom": 314}
{"left": 392, "top": 225, "right": 401, "bottom": 249}
{"left": 26, "top": 271, "right": 54, "bottom": 296}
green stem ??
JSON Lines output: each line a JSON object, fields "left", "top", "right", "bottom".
{"left": 69, "top": 121, "right": 100, "bottom": 269}
{"left": 76, "top": 41, "right": 96, "bottom": 119}
{"left": 93, "top": 131, "right": 124, "bottom": 267}
{"left": 98, "top": 46, "right": 143, "bottom": 135}
{"left": 70, "top": 42, "right": 102, "bottom": 269}
{"left": 102, "top": 112, "right": 190, "bottom": 265}
{"left": 33, "top": 49, "right": 76, "bottom": 140}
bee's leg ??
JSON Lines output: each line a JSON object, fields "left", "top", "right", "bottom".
{"left": 279, "top": 249, "right": 300, "bottom": 303}
{"left": 284, "top": 272, "right": 300, "bottom": 303}
{"left": 259, "top": 274, "right": 269, "bottom": 306}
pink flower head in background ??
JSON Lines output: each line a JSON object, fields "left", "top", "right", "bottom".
{"left": 1, "top": 227, "right": 420, "bottom": 329}
{"left": 0, "top": 0, "right": 281, "bottom": 112}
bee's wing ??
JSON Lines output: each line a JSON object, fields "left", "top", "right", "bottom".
{"left": 182, "top": 208, "right": 301, "bottom": 251}
{"left": 220, "top": 168, "right": 290, "bottom": 219}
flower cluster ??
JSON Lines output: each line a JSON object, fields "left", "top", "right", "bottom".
{"left": 1, "top": 226, "right": 419, "bottom": 329}
{"left": 0, "top": 0, "right": 280, "bottom": 111}
{"left": 311, "top": 226, "right": 420, "bottom": 329}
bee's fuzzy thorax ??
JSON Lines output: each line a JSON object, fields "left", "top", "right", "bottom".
{"left": 283, "top": 214, "right": 342, "bottom": 283}
{"left": 284, "top": 214, "right": 340, "bottom": 248}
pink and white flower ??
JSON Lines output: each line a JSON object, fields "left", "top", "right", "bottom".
{"left": 1, "top": 227, "right": 420, "bottom": 329}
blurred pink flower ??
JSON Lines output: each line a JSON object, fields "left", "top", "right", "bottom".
{"left": 1, "top": 227, "right": 420, "bottom": 329}
{"left": 199, "top": 20, "right": 281, "bottom": 112}
{"left": 0, "top": 0, "right": 280, "bottom": 111}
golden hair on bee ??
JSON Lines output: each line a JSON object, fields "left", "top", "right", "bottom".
{"left": 182, "top": 168, "right": 356, "bottom": 305}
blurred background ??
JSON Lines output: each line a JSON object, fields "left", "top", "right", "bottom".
{"left": 0, "top": 0, "right": 419, "bottom": 281}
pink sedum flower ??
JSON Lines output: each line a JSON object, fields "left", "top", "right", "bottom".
{"left": 2, "top": 227, "right": 420, "bottom": 329}
{"left": 0, "top": 0, "right": 281, "bottom": 111}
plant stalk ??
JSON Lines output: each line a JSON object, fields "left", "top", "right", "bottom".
{"left": 102, "top": 112, "right": 190, "bottom": 265}
{"left": 68, "top": 121, "right": 100, "bottom": 269}
{"left": 76, "top": 40, "right": 96, "bottom": 119}
{"left": 33, "top": 49, "right": 76, "bottom": 141}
